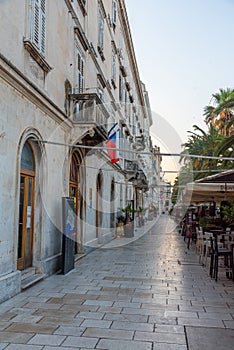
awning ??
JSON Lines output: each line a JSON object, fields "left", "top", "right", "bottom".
{"left": 182, "top": 182, "right": 234, "bottom": 203}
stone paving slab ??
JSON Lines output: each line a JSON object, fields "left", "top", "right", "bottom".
{"left": 186, "top": 326, "right": 234, "bottom": 350}
{"left": 4, "top": 345, "right": 43, "bottom": 350}
{"left": 96, "top": 338, "right": 153, "bottom": 350}
{"left": 0, "top": 345, "right": 7, "bottom": 350}
{"left": 0, "top": 332, "right": 34, "bottom": 344}
{"left": 153, "top": 344, "right": 187, "bottom": 350}
{"left": 4, "top": 323, "right": 56, "bottom": 334}
{"left": 82, "top": 327, "right": 134, "bottom": 340}
{"left": 62, "top": 335, "right": 99, "bottom": 348}
{"left": 134, "top": 330, "right": 186, "bottom": 345}
{"left": 0, "top": 217, "right": 234, "bottom": 349}
{"left": 27, "top": 334, "right": 66, "bottom": 346}
{"left": 43, "top": 347, "right": 79, "bottom": 350}
{"left": 111, "top": 320, "right": 154, "bottom": 332}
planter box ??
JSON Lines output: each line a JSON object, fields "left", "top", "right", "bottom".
{"left": 124, "top": 221, "right": 134, "bottom": 238}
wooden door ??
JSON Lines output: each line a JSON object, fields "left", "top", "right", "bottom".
{"left": 17, "top": 173, "right": 34, "bottom": 270}
{"left": 17, "top": 142, "right": 35, "bottom": 271}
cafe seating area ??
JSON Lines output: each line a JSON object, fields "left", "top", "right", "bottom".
{"left": 177, "top": 169, "right": 234, "bottom": 282}
{"left": 181, "top": 218, "right": 234, "bottom": 282}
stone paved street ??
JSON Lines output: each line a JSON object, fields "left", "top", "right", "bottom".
{"left": 0, "top": 216, "right": 234, "bottom": 349}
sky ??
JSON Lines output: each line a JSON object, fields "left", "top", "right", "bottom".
{"left": 125, "top": 0, "right": 234, "bottom": 182}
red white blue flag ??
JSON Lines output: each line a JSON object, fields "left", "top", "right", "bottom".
{"left": 106, "top": 123, "right": 119, "bottom": 164}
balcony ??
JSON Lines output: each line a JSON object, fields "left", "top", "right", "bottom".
{"left": 134, "top": 169, "right": 149, "bottom": 191}
{"left": 150, "top": 176, "right": 158, "bottom": 188}
{"left": 133, "top": 135, "right": 145, "bottom": 151}
{"left": 124, "top": 160, "right": 138, "bottom": 181}
{"left": 69, "top": 92, "right": 109, "bottom": 142}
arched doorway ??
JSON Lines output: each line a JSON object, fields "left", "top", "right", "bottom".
{"left": 96, "top": 171, "right": 103, "bottom": 240}
{"left": 17, "top": 142, "right": 35, "bottom": 270}
{"left": 69, "top": 152, "right": 80, "bottom": 254}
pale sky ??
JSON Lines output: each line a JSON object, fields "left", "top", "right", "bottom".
{"left": 125, "top": 0, "right": 234, "bottom": 182}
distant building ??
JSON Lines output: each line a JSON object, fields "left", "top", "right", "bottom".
{"left": 160, "top": 180, "right": 172, "bottom": 213}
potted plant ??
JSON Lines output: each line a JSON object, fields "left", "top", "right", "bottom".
{"left": 221, "top": 200, "right": 234, "bottom": 229}
{"left": 121, "top": 204, "right": 135, "bottom": 238}
{"left": 136, "top": 206, "right": 147, "bottom": 227}
{"left": 198, "top": 216, "right": 209, "bottom": 233}
{"left": 116, "top": 214, "right": 125, "bottom": 238}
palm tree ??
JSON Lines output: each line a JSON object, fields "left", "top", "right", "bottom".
{"left": 204, "top": 88, "right": 234, "bottom": 136}
{"left": 180, "top": 124, "right": 226, "bottom": 180}
{"left": 216, "top": 134, "right": 234, "bottom": 170}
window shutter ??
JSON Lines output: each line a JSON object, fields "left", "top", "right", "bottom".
{"left": 112, "top": 52, "right": 116, "bottom": 81}
{"left": 112, "top": 0, "right": 117, "bottom": 24}
{"left": 119, "top": 75, "right": 122, "bottom": 101}
{"left": 98, "top": 12, "right": 104, "bottom": 49}
{"left": 32, "top": 0, "right": 46, "bottom": 56}
{"left": 77, "top": 52, "right": 84, "bottom": 93}
{"left": 33, "top": 0, "right": 40, "bottom": 48}
{"left": 41, "top": 0, "right": 46, "bottom": 56}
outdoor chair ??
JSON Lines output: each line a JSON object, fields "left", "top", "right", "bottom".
{"left": 199, "top": 231, "right": 213, "bottom": 266}
{"left": 209, "top": 234, "right": 234, "bottom": 282}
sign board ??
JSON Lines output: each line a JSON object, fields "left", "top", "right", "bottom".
{"left": 62, "top": 197, "right": 75, "bottom": 274}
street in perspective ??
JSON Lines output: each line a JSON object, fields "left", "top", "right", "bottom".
{"left": 1, "top": 0, "right": 234, "bottom": 349}
{"left": 0, "top": 216, "right": 234, "bottom": 349}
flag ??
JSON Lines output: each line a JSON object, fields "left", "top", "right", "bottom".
{"left": 106, "top": 128, "right": 119, "bottom": 164}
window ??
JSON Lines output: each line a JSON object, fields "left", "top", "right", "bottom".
{"left": 75, "top": 51, "right": 84, "bottom": 93}
{"left": 111, "top": 50, "right": 116, "bottom": 85}
{"left": 32, "top": 0, "right": 46, "bottom": 56}
{"left": 119, "top": 75, "right": 123, "bottom": 101}
{"left": 21, "top": 142, "right": 35, "bottom": 171}
{"left": 98, "top": 10, "right": 104, "bottom": 51}
{"left": 97, "top": 81, "right": 104, "bottom": 102}
{"left": 77, "top": 0, "right": 87, "bottom": 16}
{"left": 112, "top": 0, "right": 117, "bottom": 27}
{"left": 24, "top": 0, "right": 51, "bottom": 72}
{"left": 119, "top": 29, "right": 123, "bottom": 58}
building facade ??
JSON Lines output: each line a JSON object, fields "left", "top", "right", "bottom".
{"left": 0, "top": 0, "right": 159, "bottom": 302}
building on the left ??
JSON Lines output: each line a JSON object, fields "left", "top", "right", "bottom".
{"left": 0, "top": 0, "right": 161, "bottom": 303}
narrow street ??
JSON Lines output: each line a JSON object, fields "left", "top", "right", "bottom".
{"left": 0, "top": 216, "right": 234, "bottom": 349}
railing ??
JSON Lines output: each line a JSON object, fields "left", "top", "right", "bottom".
{"left": 133, "top": 135, "right": 145, "bottom": 150}
{"left": 124, "top": 160, "right": 138, "bottom": 172}
{"left": 69, "top": 93, "right": 109, "bottom": 133}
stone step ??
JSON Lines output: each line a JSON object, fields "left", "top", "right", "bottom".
{"left": 21, "top": 273, "right": 45, "bottom": 290}
{"left": 21, "top": 267, "right": 36, "bottom": 281}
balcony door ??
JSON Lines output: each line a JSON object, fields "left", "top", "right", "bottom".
{"left": 17, "top": 142, "right": 35, "bottom": 270}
